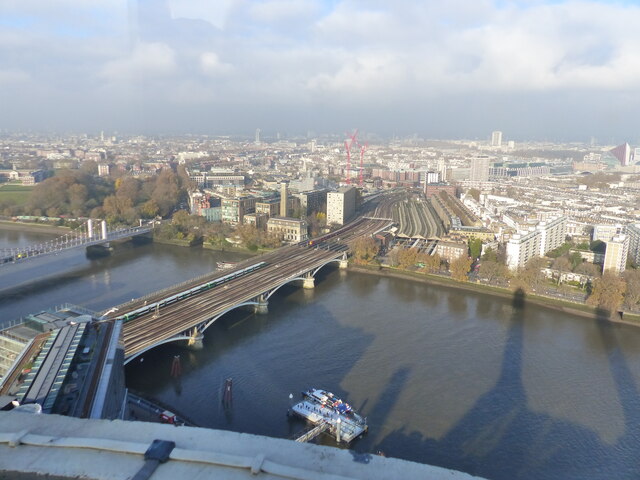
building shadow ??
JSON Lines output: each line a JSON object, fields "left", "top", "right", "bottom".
{"left": 372, "top": 288, "right": 640, "bottom": 480}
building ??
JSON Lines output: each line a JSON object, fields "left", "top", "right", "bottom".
{"left": 506, "top": 229, "right": 542, "bottom": 270}
{"left": 536, "top": 216, "right": 567, "bottom": 256}
{"left": 610, "top": 143, "right": 633, "bottom": 167}
{"left": 243, "top": 213, "right": 268, "bottom": 229}
{"left": 5, "top": 169, "right": 46, "bottom": 185}
{"left": 435, "top": 240, "right": 468, "bottom": 263}
{"left": 627, "top": 223, "right": 640, "bottom": 265}
{"left": 470, "top": 156, "right": 491, "bottom": 182}
{"left": 221, "top": 197, "right": 257, "bottom": 225}
{"left": 603, "top": 234, "right": 629, "bottom": 274}
{"left": 491, "top": 131, "right": 503, "bottom": 147}
{"left": 188, "top": 170, "right": 244, "bottom": 189}
{"left": 98, "top": 164, "right": 111, "bottom": 177}
{"left": 280, "top": 182, "right": 289, "bottom": 217}
{"left": 326, "top": 186, "right": 356, "bottom": 226}
{"left": 255, "top": 199, "right": 280, "bottom": 218}
{"left": 266, "top": 216, "right": 308, "bottom": 243}
{"left": 424, "top": 182, "right": 456, "bottom": 199}
{"left": 592, "top": 224, "right": 625, "bottom": 243}
{"left": 0, "top": 305, "right": 125, "bottom": 420}
{"left": 297, "top": 189, "right": 328, "bottom": 216}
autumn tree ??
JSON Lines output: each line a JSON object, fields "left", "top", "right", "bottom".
{"left": 397, "top": 248, "right": 419, "bottom": 269}
{"left": 479, "top": 260, "right": 509, "bottom": 284}
{"left": 151, "top": 169, "right": 181, "bottom": 217}
{"left": 623, "top": 269, "right": 640, "bottom": 310}
{"left": 353, "top": 237, "right": 379, "bottom": 264}
{"left": 511, "top": 256, "right": 546, "bottom": 293}
{"left": 587, "top": 271, "right": 626, "bottom": 316}
{"left": 420, "top": 252, "right": 441, "bottom": 273}
{"left": 450, "top": 256, "right": 473, "bottom": 282}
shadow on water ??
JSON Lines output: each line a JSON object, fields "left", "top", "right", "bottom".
{"left": 126, "top": 278, "right": 378, "bottom": 439}
{"left": 373, "top": 289, "right": 640, "bottom": 480}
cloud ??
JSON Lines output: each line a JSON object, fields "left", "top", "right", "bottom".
{"left": 200, "top": 51, "right": 234, "bottom": 76}
{"left": 101, "top": 42, "right": 177, "bottom": 83}
{"left": 2, "top": 0, "right": 640, "bottom": 138}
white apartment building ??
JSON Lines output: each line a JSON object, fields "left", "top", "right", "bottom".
{"left": 603, "top": 234, "right": 629, "bottom": 274}
{"left": 627, "top": 223, "right": 640, "bottom": 265}
{"left": 470, "top": 156, "right": 490, "bottom": 182}
{"left": 326, "top": 186, "right": 356, "bottom": 226}
{"left": 506, "top": 229, "right": 541, "bottom": 270}
{"left": 537, "top": 216, "right": 567, "bottom": 256}
{"left": 592, "top": 224, "right": 625, "bottom": 242}
{"left": 491, "top": 131, "right": 502, "bottom": 147}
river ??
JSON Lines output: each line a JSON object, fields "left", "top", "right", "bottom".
{"left": 2, "top": 228, "right": 640, "bottom": 480}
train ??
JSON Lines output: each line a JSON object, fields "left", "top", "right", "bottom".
{"left": 118, "top": 261, "right": 267, "bottom": 322}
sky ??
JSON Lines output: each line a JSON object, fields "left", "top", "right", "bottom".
{"left": 1, "top": 0, "right": 639, "bottom": 141}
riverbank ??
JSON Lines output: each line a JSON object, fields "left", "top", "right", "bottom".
{"left": 0, "top": 220, "right": 70, "bottom": 235}
{"left": 349, "top": 263, "right": 640, "bottom": 328}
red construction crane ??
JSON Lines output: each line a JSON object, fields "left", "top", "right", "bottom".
{"left": 344, "top": 129, "right": 358, "bottom": 185}
{"left": 358, "top": 142, "right": 368, "bottom": 187}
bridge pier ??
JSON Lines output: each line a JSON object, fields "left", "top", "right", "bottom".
{"left": 254, "top": 294, "right": 269, "bottom": 314}
{"left": 302, "top": 273, "right": 315, "bottom": 289}
{"left": 339, "top": 252, "right": 349, "bottom": 269}
{"left": 186, "top": 329, "right": 204, "bottom": 350}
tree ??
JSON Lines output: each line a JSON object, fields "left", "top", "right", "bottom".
{"left": 512, "top": 256, "right": 546, "bottom": 293}
{"left": 587, "top": 271, "right": 626, "bottom": 316}
{"left": 468, "top": 238, "right": 482, "bottom": 260}
{"left": 552, "top": 256, "right": 571, "bottom": 284}
{"left": 420, "top": 252, "right": 441, "bottom": 273}
{"left": 623, "top": 269, "right": 640, "bottom": 310}
{"left": 479, "top": 260, "right": 509, "bottom": 284}
{"left": 568, "top": 251, "right": 583, "bottom": 270}
{"left": 482, "top": 246, "right": 497, "bottom": 263}
{"left": 353, "top": 237, "right": 379, "bottom": 264}
{"left": 450, "top": 256, "right": 473, "bottom": 282}
{"left": 575, "top": 262, "right": 601, "bottom": 278}
{"left": 397, "top": 248, "right": 419, "bottom": 269}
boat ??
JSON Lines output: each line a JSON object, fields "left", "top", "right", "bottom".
{"left": 303, "top": 388, "right": 355, "bottom": 416}
{"left": 289, "top": 388, "right": 367, "bottom": 444}
{"left": 216, "top": 261, "right": 237, "bottom": 270}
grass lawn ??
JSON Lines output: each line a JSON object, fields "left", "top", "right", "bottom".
{"left": 0, "top": 184, "right": 33, "bottom": 205}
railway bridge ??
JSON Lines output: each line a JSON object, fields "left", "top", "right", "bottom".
{"left": 100, "top": 218, "right": 392, "bottom": 363}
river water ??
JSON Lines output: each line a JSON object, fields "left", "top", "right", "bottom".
{"left": 2, "top": 228, "right": 640, "bottom": 480}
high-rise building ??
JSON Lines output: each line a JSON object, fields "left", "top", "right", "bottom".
{"left": 592, "top": 224, "right": 625, "bottom": 243}
{"left": 255, "top": 128, "right": 261, "bottom": 145}
{"left": 627, "top": 223, "right": 640, "bottom": 265}
{"left": 610, "top": 143, "right": 633, "bottom": 166}
{"left": 603, "top": 234, "right": 629, "bottom": 274}
{"left": 326, "top": 186, "right": 356, "bottom": 226}
{"left": 280, "top": 182, "right": 289, "bottom": 217}
{"left": 506, "top": 229, "right": 541, "bottom": 270}
{"left": 536, "top": 216, "right": 567, "bottom": 256}
{"left": 491, "top": 131, "right": 502, "bottom": 147}
{"left": 470, "top": 156, "right": 490, "bottom": 182}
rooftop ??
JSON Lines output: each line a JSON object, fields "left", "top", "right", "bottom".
{"left": 0, "top": 412, "right": 485, "bottom": 480}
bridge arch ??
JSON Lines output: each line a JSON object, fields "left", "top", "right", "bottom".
{"left": 201, "top": 301, "right": 260, "bottom": 331}
{"left": 311, "top": 257, "right": 343, "bottom": 277}
{"left": 124, "top": 335, "right": 192, "bottom": 365}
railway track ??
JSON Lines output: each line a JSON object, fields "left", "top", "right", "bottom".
{"left": 118, "top": 218, "right": 391, "bottom": 358}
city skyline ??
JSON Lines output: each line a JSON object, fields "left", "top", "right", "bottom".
{"left": 2, "top": 0, "right": 640, "bottom": 142}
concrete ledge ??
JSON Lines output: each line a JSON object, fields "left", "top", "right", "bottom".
{"left": 0, "top": 412, "right": 484, "bottom": 480}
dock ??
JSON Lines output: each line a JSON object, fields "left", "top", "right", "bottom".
{"left": 289, "top": 398, "right": 367, "bottom": 444}
{"left": 294, "top": 421, "right": 330, "bottom": 443}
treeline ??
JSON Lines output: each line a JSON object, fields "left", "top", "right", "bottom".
{"left": 4, "top": 168, "right": 188, "bottom": 224}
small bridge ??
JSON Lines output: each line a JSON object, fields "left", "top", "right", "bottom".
{"left": 0, "top": 219, "right": 153, "bottom": 267}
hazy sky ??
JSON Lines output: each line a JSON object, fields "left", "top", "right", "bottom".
{"left": 1, "top": 0, "right": 639, "bottom": 141}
